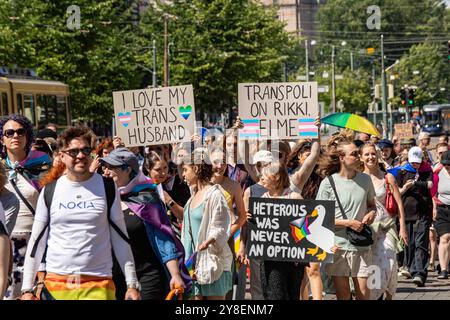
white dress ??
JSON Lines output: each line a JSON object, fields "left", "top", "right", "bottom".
{"left": 370, "top": 182, "right": 399, "bottom": 300}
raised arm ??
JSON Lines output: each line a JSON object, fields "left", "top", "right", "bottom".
{"left": 291, "top": 140, "right": 320, "bottom": 191}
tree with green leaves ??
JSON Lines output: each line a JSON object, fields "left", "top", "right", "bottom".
{"left": 0, "top": 0, "right": 142, "bottom": 125}
{"left": 396, "top": 41, "right": 450, "bottom": 105}
{"left": 138, "top": 0, "right": 303, "bottom": 117}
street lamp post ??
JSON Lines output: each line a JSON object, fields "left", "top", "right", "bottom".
{"left": 381, "top": 35, "right": 387, "bottom": 138}
{"left": 331, "top": 45, "right": 336, "bottom": 113}
{"left": 305, "top": 39, "right": 309, "bottom": 82}
{"left": 152, "top": 39, "right": 157, "bottom": 88}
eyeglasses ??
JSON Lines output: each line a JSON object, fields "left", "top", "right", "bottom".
{"left": 62, "top": 147, "right": 92, "bottom": 158}
{"left": 4, "top": 128, "right": 26, "bottom": 138}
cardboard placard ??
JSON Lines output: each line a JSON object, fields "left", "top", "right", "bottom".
{"left": 238, "top": 82, "right": 319, "bottom": 140}
{"left": 394, "top": 123, "right": 413, "bottom": 139}
{"left": 113, "top": 85, "right": 196, "bottom": 147}
{"left": 247, "top": 198, "right": 335, "bottom": 263}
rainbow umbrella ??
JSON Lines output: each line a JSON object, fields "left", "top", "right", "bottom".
{"left": 321, "top": 113, "right": 381, "bottom": 136}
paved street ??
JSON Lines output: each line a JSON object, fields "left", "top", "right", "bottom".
{"left": 393, "top": 269, "right": 450, "bottom": 300}
{"left": 322, "top": 267, "right": 450, "bottom": 300}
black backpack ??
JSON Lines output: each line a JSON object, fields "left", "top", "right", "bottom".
{"left": 30, "top": 176, "right": 130, "bottom": 258}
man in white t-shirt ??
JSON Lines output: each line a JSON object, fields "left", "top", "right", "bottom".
{"left": 20, "top": 126, "right": 140, "bottom": 300}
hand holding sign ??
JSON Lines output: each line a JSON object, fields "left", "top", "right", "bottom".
{"left": 238, "top": 82, "right": 319, "bottom": 140}
{"left": 113, "top": 85, "right": 196, "bottom": 147}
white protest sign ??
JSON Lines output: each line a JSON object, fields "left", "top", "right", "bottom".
{"left": 113, "top": 85, "right": 196, "bottom": 147}
{"left": 238, "top": 82, "right": 319, "bottom": 140}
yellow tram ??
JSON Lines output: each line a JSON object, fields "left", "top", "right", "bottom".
{"left": 0, "top": 67, "right": 70, "bottom": 129}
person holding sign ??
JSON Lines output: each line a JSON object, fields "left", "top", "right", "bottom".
{"left": 316, "top": 139, "right": 377, "bottom": 300}
{"left": 180, "top": 149, "right": 233, "bottom": 300}
{"left": 257, "top": 162, "right": 305, "bottom": 300}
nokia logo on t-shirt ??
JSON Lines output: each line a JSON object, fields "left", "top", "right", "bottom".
{"left": 59, "top": 201, "right": 96, "bottom": 210}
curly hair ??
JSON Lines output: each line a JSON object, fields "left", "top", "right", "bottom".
{"left": 59, "top": 126, "right": 96, "bottom": 150}
{"left": 318, "top": 141, "right": 355, "bottom": 177}
{"left": 0, "top": 114, "right": 35, "bottom": 157}
{"left": 39, "top": 162, "right": 66, "bottom": 187}
{"left": 327, "top": 129, "right": 355, "bottom": 149}
{"left": 94, "top": 138, "right": 114, "bottom": 157}
{"left": 181, "top": 148, "right": 213, "bottom": 183}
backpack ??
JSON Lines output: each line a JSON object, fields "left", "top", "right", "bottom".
{"left": 30, "top": 176, "right": 130, "bottom": 258}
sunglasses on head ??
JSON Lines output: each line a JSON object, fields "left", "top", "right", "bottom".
{"left": 62, "top": 147, "right": 92, "bottom": 158}
{"left": 4, "top": 128, "right": 26, "bottom": 138}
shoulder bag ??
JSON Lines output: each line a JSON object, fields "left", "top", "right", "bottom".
{"left": 385, "top": 175, "right": 398, "bottom": 216}
{"left": 328, "top": 176, "right": 373, "bottom": 247}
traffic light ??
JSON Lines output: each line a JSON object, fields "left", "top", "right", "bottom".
{"left": 448, "top": 40, "right": 450, "bottom": 60}
{"left": 406, "top": 88, "right": 415, "bottom": 106}
{"left": 400, "top": 88, "right": 406, "bottom": 105}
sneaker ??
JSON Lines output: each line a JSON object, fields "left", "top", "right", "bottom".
{"left": 413, "top": 276, "right": 425, "bottom": 287}
{"left": 437, "top": 270, "right": 448, "bottom": 280}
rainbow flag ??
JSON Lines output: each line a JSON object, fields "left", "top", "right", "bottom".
{"left": 43, "top": 273, "right": 116, "bottom": 300}
{"left": 234, "top": 229, "right": 241, "bottom": 271}
{"left": 185, "top": 251, "right": 198, "bottom": 278}
{"left": 239, "top": 119, "right": 260, "bottom": 139}
{"left": 234, "top": 229, "right": 241, "bottom": 254}
{"left": 298, "top": 118, "right": 318, "bottom": 138}
{"left": 290, "top": 217, "right": 311, "bottom": 242}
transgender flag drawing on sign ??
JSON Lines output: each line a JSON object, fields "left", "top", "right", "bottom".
{"left": 239, "top": 119, "right": 260, "bottom": 139}
{"left": 298, "top": 118, "right": 318, "bottom": 138}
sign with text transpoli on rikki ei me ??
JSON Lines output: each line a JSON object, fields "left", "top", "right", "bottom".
{"left": 113, "top": 85, "right": 196, "bottom": 147}
{"left": 238, "top": 82, "right": 319, "bottom": 140}
{"left": 247, "top": 198, "right": 335, "bottom": 263}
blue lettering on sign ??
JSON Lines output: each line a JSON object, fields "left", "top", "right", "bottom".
{"left": 59, "top": 201, "right": 96, "bottom": 210}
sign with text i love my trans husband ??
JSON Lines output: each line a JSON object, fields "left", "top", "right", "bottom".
{"left": 238, "top": 82, "right": 319, "bottom": 140}
{"left": 113, "top": 85, "right": 196, "bottom": 147}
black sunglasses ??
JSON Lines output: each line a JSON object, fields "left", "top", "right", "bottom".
{"left": 62, "top": 147, "right": 92, "bottom": 158}
{"left": 4, "top": 128, "right": 26, "bottom": 138}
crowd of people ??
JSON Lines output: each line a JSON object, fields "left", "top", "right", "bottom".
{"left": 0, "top": 113, "right": 449, "bottom": 300}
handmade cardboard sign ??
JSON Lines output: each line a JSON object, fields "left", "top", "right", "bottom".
{"left": 113, "top": 85, "right": 195, "bottom": 147}
{"left": 247, "top": 198, "right": 335, "bottom": 263}
{"left": 238, "top": 82, "right": 319, "bottom": 140}
{"left": 394, "top": 123, "right": 414, "bottom": 139}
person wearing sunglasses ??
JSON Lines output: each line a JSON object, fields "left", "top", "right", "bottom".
{"left": 0, "top": 114, "right": 52, "bottom": 300}
{"left": 20, "top": 127, "right": 140, "bottom": 300}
